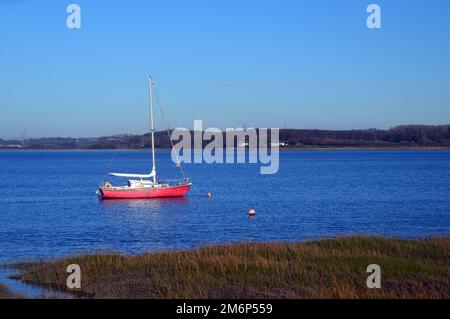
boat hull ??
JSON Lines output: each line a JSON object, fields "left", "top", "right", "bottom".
{"left": 98, "top": 184, "right": 191, "bottom": 199}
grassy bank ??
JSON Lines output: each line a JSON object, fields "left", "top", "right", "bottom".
{"left": 10, "top": 236, "right": 450, "bottom": 299}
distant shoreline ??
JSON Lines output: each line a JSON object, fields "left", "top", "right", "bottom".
{"left": 1, "top": 146, "right": 450, "bottom": 151}
{"left": 2, "top": 125, "right": 450, "bottom": 150}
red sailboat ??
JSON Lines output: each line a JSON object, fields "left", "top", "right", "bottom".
{"left": 97, "top": 76, "right": 191, "bottom": 199}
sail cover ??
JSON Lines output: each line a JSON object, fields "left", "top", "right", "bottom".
{"left": 109, "top": 170, "right": 156, "bottom": 179}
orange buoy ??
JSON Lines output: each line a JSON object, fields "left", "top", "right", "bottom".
{"left": 248, "top": 208, "right": 256, "bottom": 216}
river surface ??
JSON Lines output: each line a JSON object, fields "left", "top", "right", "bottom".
{"left": 0, "top": 150, "right": 449, "bottom": 262}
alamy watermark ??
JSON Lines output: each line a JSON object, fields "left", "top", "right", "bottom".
{"left": 366, "top": 264, "right": 381, "bottom": 289}
{"left": 66, "top": 4, "right": 81, "bottom": 29}
{"left": 64, "top": 4, "right": 380, "bottom": 31}
{"left": 171, "top": 120, "right": 280, "bottom": 175}
{"left": 66, "top": 264, "right": 81, "bottom": 289}
{"left": 367, "top": 4, "right": 381, "bottom": 29}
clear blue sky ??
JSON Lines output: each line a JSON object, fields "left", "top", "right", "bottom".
{"left": 1, "top": 0, "right": 449, "bottom": 138}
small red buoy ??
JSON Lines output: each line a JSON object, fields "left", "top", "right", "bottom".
{"left": 248, "top": 208, "right": 256, "bottom": 216}
{"left": 206, "top": 192, "right": 212, "bottom": 198}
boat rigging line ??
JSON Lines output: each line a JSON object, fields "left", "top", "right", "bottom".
{"left": 152, "top": 83, "right": 187, "bottom": 181}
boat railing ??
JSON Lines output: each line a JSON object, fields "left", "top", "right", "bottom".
{"left": 161, "top": 178, "right": 191, "bottom": 185}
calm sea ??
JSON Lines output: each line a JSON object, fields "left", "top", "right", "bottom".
{"left": 0, "top": 150, "right": 449, "bottom": 261}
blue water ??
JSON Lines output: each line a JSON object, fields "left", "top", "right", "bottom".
{"left": 0, "top": 267, "right": 73, "bottom": 298}
{"left": 0, "top": 150, "right": 449, "bottom": 262}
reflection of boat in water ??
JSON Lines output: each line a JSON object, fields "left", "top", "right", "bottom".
{"left": 99, "top": 197, "right": 189, "bottom": 213}
{"left": 97, "top": 76, "right": 191, "bottom": 199}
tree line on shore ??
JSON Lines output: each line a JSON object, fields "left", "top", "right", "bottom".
{"left": 1, "top": 125, "right": 449, "bottom": 149}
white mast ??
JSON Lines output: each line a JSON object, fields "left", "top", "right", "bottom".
{"left": 149, "top": 76, "right": 157, "bottom": 184}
